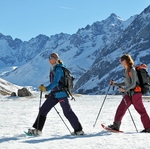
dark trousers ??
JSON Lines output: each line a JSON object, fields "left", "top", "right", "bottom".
{"left": 114, "top": 93, "right": 150, "bottom": 129}
{"left": 33, "top": 94, "right": 82, "bottom": 131}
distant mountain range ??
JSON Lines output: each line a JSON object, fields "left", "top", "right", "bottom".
{"left": 0, "top": 5, "right": 150, "bottom": 94}
{"left": 74, "top": 5, "right": 150, "bottom": 94}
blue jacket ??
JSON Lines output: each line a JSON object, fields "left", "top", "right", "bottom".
{"left": 45, "top": 63, "right": 68, "bottom": 98}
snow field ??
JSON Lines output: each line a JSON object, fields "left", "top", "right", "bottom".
{"left": 0, "top": 93, "right": 150, "bottom": 149}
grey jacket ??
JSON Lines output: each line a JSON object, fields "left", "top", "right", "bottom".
{"left": 113, "top": 67, "right": 139, "bottom": 95}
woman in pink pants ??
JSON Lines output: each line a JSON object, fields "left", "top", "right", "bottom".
{"left": 108, "top": 54, "right": 150, "bottom": 133}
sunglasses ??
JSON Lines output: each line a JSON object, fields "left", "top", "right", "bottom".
{"left": 49, "top": 56, "right": 53, "bottom": 60}
{"left": 120, "top": 59, "right": 125, "bottom": 62}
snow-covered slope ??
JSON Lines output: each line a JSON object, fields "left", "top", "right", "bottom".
{"left": 0, "top": 78, "right": 20, "bottom": 95}
{"left": 74, "top": 5, "right": 150, "bottom": 94}
{"left": 1, "top": 13, "right": 135, "bottom": 88}
{"left": 0, "top": 94, "right": 150, "bottom": 149}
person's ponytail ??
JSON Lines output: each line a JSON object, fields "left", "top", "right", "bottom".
{"left": 58, "top": 59, "right": 63, "bottom": 64}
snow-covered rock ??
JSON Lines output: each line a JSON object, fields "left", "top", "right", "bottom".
{"left": 0, "top": 78, "right": 20, "bottom": 95}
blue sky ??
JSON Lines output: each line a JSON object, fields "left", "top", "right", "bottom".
{"left": 0, "top": 0, "right": 150, "bottom": 41}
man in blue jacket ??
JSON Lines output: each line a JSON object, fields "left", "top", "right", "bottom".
{"left": 28, "top": 53, "right": 84, "bottom": 136}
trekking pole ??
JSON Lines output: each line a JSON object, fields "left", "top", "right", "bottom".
{"left": 39, "top": 91, "right": 42, "bottom": 109}
{"left": 37, "top": 91, "right": 43, "bottom": 130}
{"left": 53, "top": 106, "right": 72, "bottom": 134}
{"left": 93, "top": 84, "right": 111, "bottom": 128}
{"left": 122, "top": 93, "right": 138, "bottom": 132}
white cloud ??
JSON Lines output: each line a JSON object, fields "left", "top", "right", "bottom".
{"left": 60, "top": 6, "right": 75, "bottom": 10}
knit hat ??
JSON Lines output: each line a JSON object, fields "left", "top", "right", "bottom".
{"left": 49, "top": 53, "right": 59, "bottom": 61}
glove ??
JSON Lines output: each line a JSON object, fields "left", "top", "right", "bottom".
{"left": 110, "top": 79, "right": 114, "bottom": 85}
{"left": 118, "top": 86, "right": 125, "bottom": 93}
{"left": 39, "top": 84, "right": 46, "bottom": 91}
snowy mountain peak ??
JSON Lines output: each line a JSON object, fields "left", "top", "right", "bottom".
{"left": 109, "top": 13, "right": 117, "bottom": 17}
{"left": 0, "top": 33, "right": 13, "bottom": 41}
{"left": 104, "top": 13, "right": 123, "bottom": 25}
{"left": 143, "top": 4, "right": 150, "bottom": 14}
{"left": 108, "top": 13, "right": 123, "bottom": 21}
{"left": 140, "top": 5, "right": 150, "bottom": 22}
{"left": 36, "top": 34, "right": 49, "bottom": 40}
{"left": 76, "top": 13, "right": 124, "bottom": 35}
{"left": 50, "top": 32, "right": 71, "bottom": 41}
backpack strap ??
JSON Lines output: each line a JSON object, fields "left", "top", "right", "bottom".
{"left": 128, "top": 68, "right": 141, "bottom": 93}
{"left": 128, "top": 70, "right": 132, "bottom": 78}
{"left": 136, "top": 64, "right": 148, "bottom": 71}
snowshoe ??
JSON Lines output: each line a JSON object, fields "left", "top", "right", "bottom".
{"left": 27, "top": 128, "right": 42, "bottom": 136}
{"left": 108, "top": 121, "right": 121, "bottom": 131}
{"left": 101, "top": 124, "right": 123, "bottom": 133}
{"left": 140, "top": 128, "right": 150, "bottom": 133}
{"left": 71, "top": 130, "right": 84, "bottom": 136}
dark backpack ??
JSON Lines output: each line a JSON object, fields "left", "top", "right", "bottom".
{"left": 61, "top": 67, "right": 75, "bottom": 90}
{"left": 55, "top": 66, "right": 75, "bottom": 100}
{"left": 129, "top": 64, "right": 150, "bottom": 94}
{"left": 136, "top": 64, "right": 150, "bottom": 94}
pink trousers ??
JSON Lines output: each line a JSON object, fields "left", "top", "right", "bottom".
{"left": 114, "top": 93, "right": 150, "bottom": 129}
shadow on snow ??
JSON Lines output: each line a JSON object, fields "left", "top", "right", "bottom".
{"left": 22, "top": 131, "right": 112, "bottom": 144}
{"left": 0, "top": 134, "right": 25, "bottom": 143}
